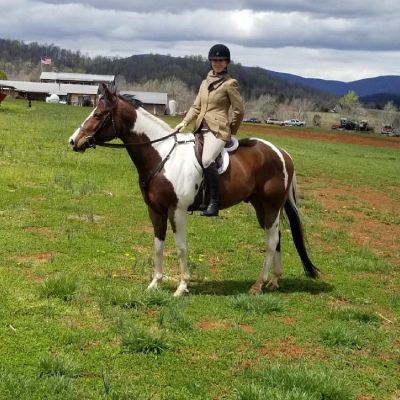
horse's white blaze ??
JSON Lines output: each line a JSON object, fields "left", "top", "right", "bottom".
{"left": 69, "top": 108, "right": 96, "bottom": 144}
{"left": 251, "top": 137, "right": 289, "bottom": 189}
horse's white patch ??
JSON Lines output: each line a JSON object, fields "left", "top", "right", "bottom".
{"left": 251, "top": 137, "right": 289, "bottom": 189}
{"left": 133, "top": 108, "right": 203, "bottom": 208}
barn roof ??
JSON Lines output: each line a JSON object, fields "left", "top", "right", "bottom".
{"left": 40, "top": 72, "right": 115, "bottom": 83}
{"left": 0, "top": 80, "right": 99, "bottom": 96}
{"left": 120, "top": 91, "right": 168, "bottom": 105}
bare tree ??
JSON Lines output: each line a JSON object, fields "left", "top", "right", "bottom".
{"left": 381, "top": 101, "right": 398, "bottom": 127}
{"left": 290, "top": 98, "right": 315, "bottom": 122}
{"left": 127, "top": 77, "right": 195, "bottom": 113}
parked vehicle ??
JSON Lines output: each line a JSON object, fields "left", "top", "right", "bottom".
{"left": 284, "top": 119, "right": 305, "bottom": 126}
{"left": 266, "top": 118, "right": 284, "bottom": 126}
{"left": 331, "top": 118, "right": 372, "bottom": 132}
{"left": 243, "top": 117, "right": 262, "bottom": 123}
{"left": 381, "top": 124, "right": 394, "bottom": 135}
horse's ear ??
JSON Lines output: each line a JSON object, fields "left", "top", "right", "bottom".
{"left": 98, "top": 83, "right": 108, "bottom": 96}
{"left": 99, "top": 83, "right": 117, "bottom": 106}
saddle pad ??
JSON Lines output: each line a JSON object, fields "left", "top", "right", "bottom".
{"left": 217, "top": 137, "right": 239, "bottom": 174}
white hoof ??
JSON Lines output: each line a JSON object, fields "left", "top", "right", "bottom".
{"left": 173, "top": 283, "right": 189, "bottom": 297}
{"left": 147, "top": 279, "right": 160, "bottom": 290}
{"left": 266, "top": 279, "right": 279, "bottom": 291}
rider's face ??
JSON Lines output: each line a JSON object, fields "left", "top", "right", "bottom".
{"left": 211, "top": 59, "right": 229, "bottom": 74}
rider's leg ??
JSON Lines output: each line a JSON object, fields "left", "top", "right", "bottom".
{"left": 201, "top": 132, "right": 225, "bottom": 217}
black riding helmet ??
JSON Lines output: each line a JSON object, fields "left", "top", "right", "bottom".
{"left": 208, "top": 44, "right": 231, "bottom": 63}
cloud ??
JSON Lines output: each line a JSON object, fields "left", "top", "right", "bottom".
{"left": 34, "top": 0, "right": 400, "bottom": 17}
{"left": 1, "top": 0, "right": 400, "bottom": 80}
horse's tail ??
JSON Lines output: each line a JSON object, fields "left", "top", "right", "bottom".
{"left": 284, "top": 172, "right": 320, "bottom": 278}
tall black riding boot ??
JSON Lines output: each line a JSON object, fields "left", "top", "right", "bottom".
{"left": 201, "top": 162, "right": 219, "bottom": 217}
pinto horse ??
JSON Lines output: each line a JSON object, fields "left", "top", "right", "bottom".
{"left": 69, "top": 84, "right": 319, "bottom": 297}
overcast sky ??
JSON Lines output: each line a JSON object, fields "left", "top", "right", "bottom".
{"left": 1, "top": 0, "right": 399, "bottom": 82}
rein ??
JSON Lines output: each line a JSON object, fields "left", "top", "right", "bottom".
{"left": 94, "top": 130, "right": 179, "bottom": 148}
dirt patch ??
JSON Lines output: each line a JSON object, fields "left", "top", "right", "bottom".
{"left": 244, "top": 124, "right": 400, "bottom": 149}
{"left": 238, "top": 324, "right": 256, "bottom": 333}
{"left": 304, "top": 179, "right": 400, "bottom": 265}
{"left": 260, "top": 336, "right": 322, "bottom": 359}
{"left": 197, "top": 317, "right": 231, "bottom": 330}
{"left": 24, "top": 227, "right": 55, "bottom": 239}
{"left": 16, "top": 252, "right": 54, "bottom": 264}
{"left": 24, "top": 270, "right": 45, "bottom": 282}
{"left": 197, "top": 318, "right": 256, "bottom": 333}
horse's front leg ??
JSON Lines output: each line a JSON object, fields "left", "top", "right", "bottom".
{"left": 147, "top": 207, "right": 168, "bottom": 290}
{"left": 169, "top": 207, "right": 189, "bottom": 297}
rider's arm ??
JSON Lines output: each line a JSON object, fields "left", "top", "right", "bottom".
{"left": 227, "top": 79, "right": 244, "bottom": 135}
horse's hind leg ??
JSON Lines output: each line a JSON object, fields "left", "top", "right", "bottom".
{"left": 267, "top": 230, "right": 282, "bottom": 290}
{"left": 250, "top": 208, "right": 281, "bottom": 295}
{"left": 147, "top": 208, "right": 168, "bottom": 290}
{"left": 169, "top": 208, "right": 190, "bottom": 297}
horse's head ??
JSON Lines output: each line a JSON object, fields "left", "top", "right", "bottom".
{"left": 69, "top": 83, "right": 119, "bottom": 152}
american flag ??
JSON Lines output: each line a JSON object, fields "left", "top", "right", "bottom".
{"left": 41, "top": 57, "right": 52, "bottom": 65}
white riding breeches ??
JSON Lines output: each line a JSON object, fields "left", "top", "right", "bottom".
{"left": 202, "top": 130, "right": 226, "bottom": 168}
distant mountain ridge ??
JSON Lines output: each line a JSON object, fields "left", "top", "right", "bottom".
{"left": 267, "top": 70, "right": 400, "bottom": 107}
{"left": 1, "top": 37, "right": 399, "bottom": 108}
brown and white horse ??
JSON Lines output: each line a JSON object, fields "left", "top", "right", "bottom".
{"left": 69, "top": 84, "right": 319, "bottom": 296}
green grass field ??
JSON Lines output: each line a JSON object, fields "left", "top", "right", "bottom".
{"left": 1, "top": 98, "right": 399, "bottom": 399}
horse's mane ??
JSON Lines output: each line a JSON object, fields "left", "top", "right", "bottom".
{"left": 118, "top": 93, "right": 172, "bottom": 132}
{"left": 118, "top": 93, "right": 143, "bottom": 109}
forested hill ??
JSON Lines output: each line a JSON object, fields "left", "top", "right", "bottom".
{"left": 0, "top": 38, "right": 336, "bottom": 107}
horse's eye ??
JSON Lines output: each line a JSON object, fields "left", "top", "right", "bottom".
{"left": 94, "top": 112, "right": 101, "bottom": 119}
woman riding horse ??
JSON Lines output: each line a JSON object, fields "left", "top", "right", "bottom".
{"left": 175, "top": 44, "right": 244, "bottom": 217}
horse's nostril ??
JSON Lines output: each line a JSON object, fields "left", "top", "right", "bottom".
{"left": 69, "top": 138, "right": 74, "bottom": 145}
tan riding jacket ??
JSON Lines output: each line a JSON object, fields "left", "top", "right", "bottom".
{"left": 183, "top": 76, "right": 244, "bottom": 141}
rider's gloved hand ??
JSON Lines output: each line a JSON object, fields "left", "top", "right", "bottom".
{"left": 175, "top": 121, "right": 187, "bottom": 132}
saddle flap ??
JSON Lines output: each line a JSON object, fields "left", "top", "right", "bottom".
{"left": 194, "top": 134, "right": 238, "bottom": 174}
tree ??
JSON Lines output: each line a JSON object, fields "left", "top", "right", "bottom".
{"left": 0, "top": 70, "right": 7, "bottom": 80}
{"left": 290, "top": 98, "right": 315, "bottom": 121}
{"left": 338, "top": 91, "right": 360, "bottom": 114}
{"left": 337, "top": 90, "right": 365, "bottom": 123}
{"left": 381, "top": 101, "right": 398, "bottom": 126}
{"left": 313, "top": 114, "right": 322, "bottom": 127}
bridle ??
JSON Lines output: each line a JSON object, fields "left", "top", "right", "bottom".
{"left": 80, "top": 96, "right": 194, "bottom": 188}
{"left": 81, "top": 101, "right": 118, "bottom": 149}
